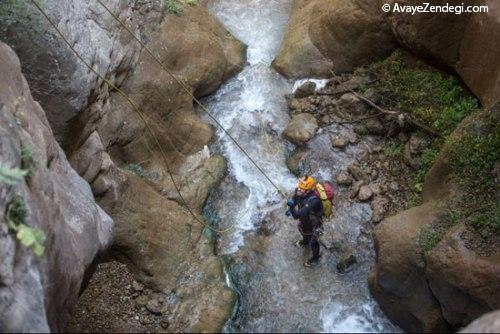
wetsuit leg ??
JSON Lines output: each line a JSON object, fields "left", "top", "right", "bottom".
{"left": 302, "top": 233, "right": 311, "bottom": 246}
{"left": 310, "top": 236, "right": 320, "bottom": 260}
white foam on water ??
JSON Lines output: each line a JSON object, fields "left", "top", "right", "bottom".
{"left": 292, "top": 78, "right": 330, "bottom": 93}
{"left": 321, "top": 301, "right": 399, "bottom": 333}
{"left": 204, "top": 0, "right": 296, "bottom": 253}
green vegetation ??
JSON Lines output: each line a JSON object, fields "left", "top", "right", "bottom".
{"left": 414, "top": 146, "right": 439, "bottom": 193}
{"left": 365, "top": 50, "right": 478, "bottom": 136}
{"left": 21, "top": 146, "right": 37, "bottom": 180}
{"left": 382, "top": 139, "right": 404, "bottom": 158}
{"left": 164, "top": 0, "right": 182, "bottom": 14}
{"left": 417, "top": 225, "right": 443, "bottom": 255}
{"left": 0, "top": 165, "right": 28, "bottom": 185}
{"left": 444, "top": 113, "right": 500, "bottom": 239}
{"left": 364, "top": 50, "right": 484, "bottom": 214}
{"left": 6, "top": 196, "right": 46, "bottom": 257}
{"left": 124, "top": 163, "right": 146, "bottom": 178}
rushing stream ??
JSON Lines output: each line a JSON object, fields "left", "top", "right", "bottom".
{"left": 201, "top": 0, "right": 400, "bottom": 332}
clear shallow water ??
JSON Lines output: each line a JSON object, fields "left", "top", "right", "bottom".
{"left": 201, "top": 1, "right": 399, "bottom": 332}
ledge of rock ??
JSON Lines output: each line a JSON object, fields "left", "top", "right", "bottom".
{"left": 273, "top": 0, "right": 396, "bottom": 77}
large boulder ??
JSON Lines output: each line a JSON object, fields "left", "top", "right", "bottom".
{"left": 382, "top": 0, "right": 500, "bottom": 108}
{"left": 426, "top": 224, "right": 500, "bottom": 326}
{"left": 97, "top": 172, "right": 235, "bottom": 332}
{"left": 282, "top": 113, "right": 318, "bottom": 145}
{"left": 273, "top": 0, "right": 396, "bottom": 77}
{"left": 368, "top": 203, "right": 449, "bottom": 332}
{"left": 0, "top": 42, "right": 113, "bottom": 332}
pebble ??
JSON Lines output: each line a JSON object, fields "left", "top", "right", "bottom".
{"left": 146, "top": 299, "right": 162, "bottom": 315}
{"left": 132, "top": 281, "right": 144, "bottom": 292}
{"left": 358, "top": 185, "right": 373, "bottom": 201}
{"left": 331, "top": 136, "right": 349, "bottom": 148}
{"left": 336, "top": 171, "right": 353, "bottom": 186}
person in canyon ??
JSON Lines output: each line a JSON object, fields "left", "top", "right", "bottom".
{"left": 286, "top": 175, "right": 323, "bottom": 267}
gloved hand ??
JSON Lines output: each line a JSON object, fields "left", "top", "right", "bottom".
{"left": 287, "top": 199, "right": 295, "bottom": 208}
{"left": 313, "top": 227, "right": 323, "bottom": 237}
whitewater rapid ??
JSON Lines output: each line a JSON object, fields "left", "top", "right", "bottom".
{"left": 201, "top": 1, "right": 400, "bottom": 332}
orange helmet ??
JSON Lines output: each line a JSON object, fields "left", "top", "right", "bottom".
{"left": 298, "top": 175, "right": 316, "bottom": 191}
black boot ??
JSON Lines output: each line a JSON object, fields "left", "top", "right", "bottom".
{"left": 304, "top": 255, "right": 321, "bottom": 267}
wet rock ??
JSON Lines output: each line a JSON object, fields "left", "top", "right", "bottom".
{"left": 331, "top": 136, "right": 349, "bottom": 149}
{"left": 294, "top": 81, "right": 317, "bottom": 98}
{"left": 287, "top": 97, "right": 317, "bottom": 114}
{"left": 282, "top": 113, "right": 318, "bottom": 145}
{"left": 358, "top": 185, "right": 373, "bottom": 201}
{"left": 286, "top": 148, "right": 308, "bottom": 176}
{"left": 337, "top": 252, "right": 357, "bottom": 273}
{"left": 336, "top": 171, "right": 353, "bottom": 186}
{"left": 369, "top": 183, "right": 382, "bottom": 196}
{"left": 346, "top": 132, "right": 358, "bottom": 144}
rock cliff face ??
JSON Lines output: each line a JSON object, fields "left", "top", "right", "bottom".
{"left": 369, "top": 107, "right": 500, "bottom": 331}
{"left": 1, "top": 0, "right": 245, "bottom": 331}
{"left": 0, "top": 42, "right": 113, "bottom": 332}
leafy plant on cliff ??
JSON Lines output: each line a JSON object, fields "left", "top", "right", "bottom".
{"left": 417, "top": 225, "right": 443, "bottom": 255}
{"left": 164, "top": 0, "right": 182, "bottom": 14}
{"left": 0, "top": 165, "right": 28, "bottom": 185}
{"left": 21, "top": 146, "right": 37, "bottom": 181}
{"left": 6, "top": 196, "right": 46, "bottom": 257}
{"left": 124, "top": 163, "right": 146, "bottom": 179}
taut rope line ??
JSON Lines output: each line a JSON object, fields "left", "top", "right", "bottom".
{"left": 29, "top": 0, "right": 246, "bottom": 233}
{"left": 96, "top": 0, "right": 288, "bottom": 199}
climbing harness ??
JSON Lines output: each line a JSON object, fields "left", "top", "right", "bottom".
{"left": 28, "top": 0, "right": 281, "bottom": 234}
